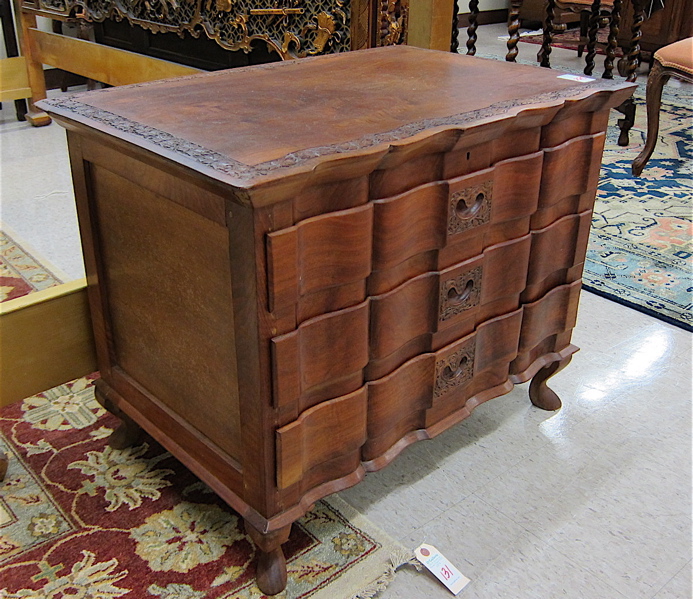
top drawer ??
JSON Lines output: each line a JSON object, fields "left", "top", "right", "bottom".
{"left": 265, "top": 150, "right": 543, "bottom": 316}
{"left": 266, "top": 204, "right": 373, "bottom": 316}
{"left": 370, "top": 151, "right": 543, "bottom": 293}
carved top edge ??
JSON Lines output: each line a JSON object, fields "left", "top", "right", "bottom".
{"left": 38, "top": 72, "right": 631, "bottom": 190}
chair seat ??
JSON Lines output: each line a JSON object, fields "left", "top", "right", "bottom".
{"left": 654, "top": 37, "right": 693, "bottom": 75}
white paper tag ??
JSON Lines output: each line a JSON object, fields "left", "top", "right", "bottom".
{"left": 557, "top": 74, "right": 595, "bottom": 83}
{"left": 415, "top": 543, "right": 471, "bottom": 595}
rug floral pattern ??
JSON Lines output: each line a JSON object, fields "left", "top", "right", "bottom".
{"left": 0, "top": 377, "right": 395, "bottom": 599}
{"left": 0, "top": 231, "right": 63, "bottom": 303}
{"left": 585, "top": 87, "right": 693, "bottom": 330}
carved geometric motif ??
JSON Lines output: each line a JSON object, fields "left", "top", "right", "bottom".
{"left": 447, "top": 179, "right": 493, "bottom": 236}
{"left": 438, "top": 265, "right": 483, "bottom": 322}
{"left": 434, "top": 340, "right": 475, "bottom": 398}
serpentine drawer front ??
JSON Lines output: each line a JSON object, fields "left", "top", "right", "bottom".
{"left": 38, "top": 46, "right": 635, "bottom": 595}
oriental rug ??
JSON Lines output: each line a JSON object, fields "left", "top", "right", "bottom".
{"left": 518, "top": 28, "right": 622, "bottom": 56}
{"left": 0, "top": 230, "right": 63, "bottom": 303}
{"left": 585, "top": 86, "right": 693, "bottom": 331}
{"left": 472, "top": 46, "right": 692, "bottom": 329}
{"left": 0, "top": 376, "right": 411, "bottom": 599}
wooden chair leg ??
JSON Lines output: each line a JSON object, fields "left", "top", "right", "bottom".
{"left": 506, "top": 0, "right": 523, "bottom": 62}
{"left": 16, "top": 9, "right": 51, "bottom": 126}
{"left": 466, "top": 0, "right": 479, "bottom": 56}
{"left": 14, "top": 99, "right": 28, "bottom": 121}
{"left": 583, "top": 0, "right": 601, "bottom": 75}
{"left": 603, "top": 0, "right": 622, "bottom": 80}
{"left": 632, "top": 60, "right": 668, "bottom": 176}
{"left": 577, "top": 11, "right": 589, "bottom": 57}
{"left": 539, "top": 0, "right": 556, "bottom": 68}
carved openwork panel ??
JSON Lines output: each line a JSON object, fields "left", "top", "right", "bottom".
{"left": 434, "top": 339, "right": 475, "bottom": 398}
{"left": 438, "top": 265, "right": 482, "bottom": 322}
{"left": 447, "top": 179, "right": 493, "bottom": 236}
{"left": 36, "top": 0, "right": 356, "bottom": 58}
{"left": 200, "top": 0, "right": 351, "bottom": 57}
{"left": 376, "top": 0, "right": 408, "bottom": 46}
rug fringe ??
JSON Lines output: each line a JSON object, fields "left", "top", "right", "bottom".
{"left": 350, "top": 549, "right": 421, "bottom": 599}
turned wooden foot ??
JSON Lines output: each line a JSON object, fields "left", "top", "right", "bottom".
{"left": 14, "top": 99, "right": 28, "bottom": 121}
{"left": 616, "top": 97, "right": 636, "bottom": 147}
{"left": 0, "top": 449, "right": 8, "bottom": 481}
{"left": 94, "top": 382, "right": 144, "bottom": 449}
{"left": 529, "top": 355, "right": 572, "bottom": 411}
{"left": 24, "top": 109, "right": 51, "bottom": 127}
{"left": 245, "top": 520, "right": 292, "bottom": 595}
{"left": 108, "top": 415, "right": 144, "bottom": 449}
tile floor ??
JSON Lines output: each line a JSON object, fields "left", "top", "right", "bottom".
{"left": 341, "top": 290, "right": 692, "bottom": 598}
{"left": 0, "top": 22, "right": 691, "bottom": 599}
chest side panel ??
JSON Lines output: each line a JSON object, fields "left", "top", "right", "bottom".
{"left": 89, "top": 163, "right": 242, "bottom": 462}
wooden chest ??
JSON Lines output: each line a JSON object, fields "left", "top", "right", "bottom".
{"left": 39, "top": 46, "right": 634, "bottom": 595}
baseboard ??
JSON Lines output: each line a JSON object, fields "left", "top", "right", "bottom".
{"left": 0, "top": 279, "right": 97, "bottom": 407}
{"left": 458, "top": 9, "right": 508, "bottom": 27}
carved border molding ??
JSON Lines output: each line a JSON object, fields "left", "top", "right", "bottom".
{"left": 40, "top": 78, "right": 621, "bottom": 185}
{"left": 434, "top": 340, "right": 475, "bottom": 398}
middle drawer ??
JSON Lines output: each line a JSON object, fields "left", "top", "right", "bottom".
{"left": 367, "top": 233, "right": 531, "bottom": 380}
{"left": 271, "top": 233, "right": 531, "bottom": 411}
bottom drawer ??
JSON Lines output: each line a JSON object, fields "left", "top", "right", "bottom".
{"left": 363, "top": 308, "right": 523, "bottom": 464}
{"left": 275, "top": 309, "right": 523, "bottom": 492}
{"left": 276, "top": 388, "right": 368, "bottom": 490}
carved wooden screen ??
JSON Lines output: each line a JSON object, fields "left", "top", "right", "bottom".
{"left": 26, "top": 0, "right": 408, "bottom": 58}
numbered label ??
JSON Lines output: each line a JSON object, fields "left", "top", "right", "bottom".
{"left": 415, "top": 543, "right": 471, "bottom": 595}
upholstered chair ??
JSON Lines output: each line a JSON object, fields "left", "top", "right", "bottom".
{"left": 632, "top": 37, "right": 693, "bottom": 176}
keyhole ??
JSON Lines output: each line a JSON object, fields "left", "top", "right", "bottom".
{"left": 447, "top": 279, "right": 474, "bottom": 305}
{"left": 455, "top": 192, "right": 485, "bottom": 219}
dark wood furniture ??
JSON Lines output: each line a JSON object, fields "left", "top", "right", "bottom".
{"left": 632, "top": 36, "right": 693, "bottom": 176}
{"left": 617, "top": 0, "right": 693, "bottom": 56}
{"left": 38, "top": 46, "right": 634, "bottom": 595}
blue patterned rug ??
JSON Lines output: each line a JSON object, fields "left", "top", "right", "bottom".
{"left": 584, "top": 84, "right": 692, "bottom": 331}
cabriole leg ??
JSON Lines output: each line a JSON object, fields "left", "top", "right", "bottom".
{"left": 529, "top": 355, "right": 573, "bottom": 411}
{"left": 245, "top": 520, "right": 292, "bottom": 596}
{"left": 632, "top": 61, "right": 668, "bottom": 176}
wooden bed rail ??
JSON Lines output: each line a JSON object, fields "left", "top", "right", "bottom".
{"left": 0, "top": 279, "right": 97, "bottom": 407}
{"left": 28, "top": 28, "right": 202, "bottom": 87}
{"left": 16, "top": 15, "right": 202, "bottom": 126}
